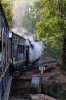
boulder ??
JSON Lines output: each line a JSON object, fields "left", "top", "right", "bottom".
{"left": 49, "top": 81, "right": 66, "bottom": 98}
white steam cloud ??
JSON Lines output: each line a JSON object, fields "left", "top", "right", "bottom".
{"left": 12, "top": 0, "right": 35, "bottom": 35}
{"left": 12, "top": 0, "right": 45, "bottom": 63}
{"left": 24, "top": 36, "right": 44, "bottom": 63}
{"left": 12, "top": 0, "right": 26, "bottom": 27}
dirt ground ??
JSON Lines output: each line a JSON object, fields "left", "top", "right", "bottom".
{"left": 18, "top": 52, "right": 66, "bottom": 99}
{"left": 38, "top": 53, "right": 66, "bottom": 100}
{"left": 10, "top": 53, "right": 66, "bottom": 100}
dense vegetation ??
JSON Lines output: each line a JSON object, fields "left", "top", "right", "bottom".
{"left": 1, "top": 0, "right": 66, "bottom": 59}
{"left": 33, "top": 0, "right": 66, "bottom": 59}
{"left": 1, "top": 0, "right": 13, "bottom": 28}
{"left": 22, "top": 0, "right": 66, "bottom": 59}
{"left": 22, "top": 2, "right": 41, "bottom": 34}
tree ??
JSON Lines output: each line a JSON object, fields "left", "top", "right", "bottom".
{"left": 1, "top": 0, "right": 13, "bottom": 28}
{"left": 33, "top": 0, "right": 66, "bottom": 58}
{"left": 22, "top": 2, "right": 41, "bottom": 34}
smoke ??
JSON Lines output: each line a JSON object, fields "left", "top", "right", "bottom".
{"left": 24, "top": 36, "right": 44, "bottom": 63}
{"left": 12, "top": 0, "right": 26, "bottom": 26}
{"left": 12, "top": 0, "right": 45, "bottom": 62}
{"left": 12, "top": 0, "right": 35, "bottom": 35}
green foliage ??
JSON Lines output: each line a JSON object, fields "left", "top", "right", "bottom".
{"left": 1, "top": 0, "right": 13, "bottom": 28}
{"left": 22, "top": 1, "right": 41, "bottom": 34}
{"left": 22, "top": 10, "right": 36, "bottom": 33}
{"left": 33, "top": 0, "right": 66, "bottom": 58}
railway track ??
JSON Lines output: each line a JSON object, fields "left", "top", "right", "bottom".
{"left": 9, "top": 60, "right": 58, "bottom": 100}
{"left": 12, "top": 60, "right": 57, "bottom": 78}
{"left": 9, "top": 95, "right": 32, "bottom": 100}
{"left": 38, "top": 60, "right": 57, "bottom": 65}
{"left": 9, "top": 65, "right": 39, "bottom": 96}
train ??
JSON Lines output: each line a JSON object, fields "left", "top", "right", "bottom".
{"left": 9, "top": 31, "right": 40, "bottom": 76}
{"left": 0, "top": 2, "right": 11, "bottom": 100}
{"left": 0, "top": 2, "right": 40, "bottom": 100}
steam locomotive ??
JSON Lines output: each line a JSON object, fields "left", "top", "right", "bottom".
{"left": 0, "top": 2, "right": 39, "bottom": 100}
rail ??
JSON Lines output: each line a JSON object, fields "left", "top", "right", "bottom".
{"left": 38, "top": 60, "right": 57, "bottom": 65}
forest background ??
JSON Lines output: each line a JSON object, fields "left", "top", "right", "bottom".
{"left": 1, "top": 0, "right": 66, "bottom": 59}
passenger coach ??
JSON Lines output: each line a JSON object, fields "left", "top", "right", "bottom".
{"left": 0, "top": 2, "right": 11, "bottom": 100}
{"left": 9, "top": 31, "right": 26, "bottom": 74}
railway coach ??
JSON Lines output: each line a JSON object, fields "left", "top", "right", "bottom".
{"left": 0, "top": 2, "right": 11, "bottom": 100}
{"left": 9, "top": 31, "right": 26, "bottom": 75}
{"left": 0, "top": 3, "right": 26, "bottom": 99}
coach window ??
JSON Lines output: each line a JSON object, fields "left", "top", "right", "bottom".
{"left": 6, "top": 29, "right": 9, "bottom": 64}
{"left": 0, "top": 14, "right": 1, "bottom": 28}
{"left": 1, "top": 29, "right": 5, "bottom": 72}
{"left": 1, "top": 16, "right": 4, "bottom": 29}
{"left": 14, "top": 35, "right": 17, "bottom": 62}
{"left": 0, "top": 29, "right": 2, "bottom": 75}
{"left": 0, "top": 14, "right": 2, "bottom": 29}
{"left": 3, "top": 20, "right": 5, "bottom": 33}
{"left": 7, "top": 37, "right": 10, "bottom": 63}
{"left": 3, "top": 31, "right": 6, "bottom": 69}
{"left": 7, "top": 38, "right": 10, "bottom": 63}
{"left": 6, "top": 37, "right": 8, "bottom": 63}
{"left": 6, "top": 25, "right": 8, "bottom": 35}
{"left": 4, "top": 31, "right": 6, "bottom": 66}
{"left": 5, "top": 33, "right": 7, "bottom": 64}
{"left": 16, "top": 36, "right": 18, "bottom": 60}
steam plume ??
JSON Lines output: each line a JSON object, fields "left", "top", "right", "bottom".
{"left": 12, "top": 0, "right": 34, "bottom": 35}
{"left": 12, "top": 0, "right": 45, "bottom": 62}
{"left": 24, "top": 36, "right": 44, "bottom": 63}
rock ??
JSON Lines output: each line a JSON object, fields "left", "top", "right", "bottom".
{"left": 56, "top": 62, "right": 62, "bottom": 67}
{"left": 48, "top": 73, "right": 60, "bottom": 80}
{"left": 49, "top": 81, "right": 66, "bottom": 98}
{"left": 41, "top": 80, "right": 53, "bottom": 94}
{"left": 44, "top": 66, "right": 56, "bottom": 73}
